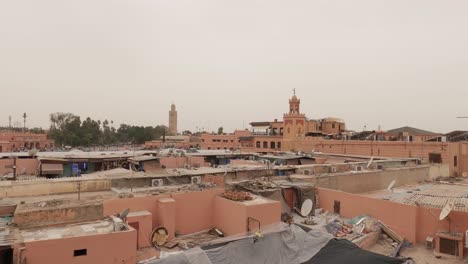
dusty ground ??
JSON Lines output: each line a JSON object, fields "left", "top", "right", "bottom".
{"left": 369, "top": 243, "right": 467, "bottom": 264}
{"left": 400, "top": 245, "right": 467, "bottom": 264}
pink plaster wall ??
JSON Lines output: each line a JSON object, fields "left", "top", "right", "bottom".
{"left": 317, "top": 188, "right": 468, "bottom": 244}
{"left": 23, "top": 229, "right": 137, "bottom": 264}
{"left": 158, "top": 198, "right": 176, "bottom": 240}
{"left": 127, "top": 212, "right": 153, "bottom": 249}
{"left": 213, "top": 196, "right": 247, "bottom": 236}
{"left": 171, "top": 188, "right": 224, "bottom": 235}
{"left": 160, "top": 156, "right": 209, "bottom": 169}
{"left": 416, "top": 207, "right": 468, "bottom": 243}
{"left": 103, "top": 188, "right": 280, "bottom": 240}
{"left": 317, "top": 188, "right": 418, "bottom": 243}
{"left": 103, "top": 195, "right": 170, "bottom": 229}
{"left": 0, "top": 158, "right": 39, "bottom": 175}
{"left": 246, "top": 201, "right": 282, "bottom": 232}
{"left": 213, "top": 196, "right": 282, "bottom": 237}
{"left": 103, "top": 189, "right": 224, "bottom": 236}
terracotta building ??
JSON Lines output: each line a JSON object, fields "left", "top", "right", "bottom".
{"left": 168, "top": 103, "right": 178, "bottom": 136}
{"left": 0, "top": 131, "right": 54, "bottom": 152}
{"left": 200, "top": 130, "right": 251, "bottom": 150}
{"left": 219, "top": 92, "right": 346, "bottom": 153}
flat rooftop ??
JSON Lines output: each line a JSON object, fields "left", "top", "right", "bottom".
{"left": 21, "top": 219, "right": 116, "bottom": 242}
{"left": 362, "top": 180, "right": 468, "bottom": 212}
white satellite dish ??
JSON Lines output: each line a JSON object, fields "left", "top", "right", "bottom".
{"left": 301, "top": 199, "right": 313, "bottom": 217}
{"left": 439, "top": 202, "right": 454, "bottom": 221}
{"left": 387, "top": 180, "right": 396, "bottom": 191}
{"left": 28, "top": 149, "right": 39, "bottom": 157}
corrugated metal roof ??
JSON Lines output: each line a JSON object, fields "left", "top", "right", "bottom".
{"left": 391, "top": 184, "right": 468, "bottom": 212}
{"left": 0, "top": 217, "right": 18, "bottom": 246}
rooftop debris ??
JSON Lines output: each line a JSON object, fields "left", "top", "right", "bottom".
{"left": 221, "top": 191, "right": 253, "bottom": 202}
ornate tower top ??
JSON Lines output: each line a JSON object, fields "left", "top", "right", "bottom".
{"left": 289, "top": 89, "right": 300, "bottom": 114}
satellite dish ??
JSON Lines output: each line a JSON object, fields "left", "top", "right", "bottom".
{"left": 439, "top": 202, "right": 454, "bottom": 221}
{"left": 387, "top": 180, "right": 396, "bottom": 191}
{"left": 28, "top": 149, "right": 38, "bottom": 157}
{"left": 119, "top": 208, "right": 130, "bottom": 221}
{"left": 301, "top": 199, "right": 313, "bottom": 217}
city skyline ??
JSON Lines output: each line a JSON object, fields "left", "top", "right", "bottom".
{"left": 1, "top": 0, "right": 468, "bottom": 133}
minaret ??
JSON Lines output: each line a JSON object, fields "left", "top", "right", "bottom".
{"left": 169, "top": 103, "right": 178, "bottom": 135}
{"left": 283, "top": 89, "right": 306, "bottom": 140}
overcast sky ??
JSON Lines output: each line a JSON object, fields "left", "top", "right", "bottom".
{"left": 1, "top": 0, "right": 468, "bottom": 133}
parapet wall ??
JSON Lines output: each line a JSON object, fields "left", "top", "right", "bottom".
{"left": 14, "top": 202, "right": 104, "bottom": 228}
{"left": 0, "top": 178, "right": 112, "bottom": 198}
{"left": 285, "top": 139, "right": 468, "bottom": 176}
{"left": 0, "top": 158, "right": 39, "bottom": 176}
{"left": 304, "top": 165, "right": 443, "bottom": 194}
{"left": 317, "top": 187, "right": 468, "bottom": 244}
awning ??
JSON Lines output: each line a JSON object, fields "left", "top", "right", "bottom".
{"left": 41, "top": 163, "right": 64, "bottom": 175}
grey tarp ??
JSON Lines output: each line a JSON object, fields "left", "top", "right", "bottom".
{"left": 143, "top": 224, "right": 332, "bottom": 264}
{"left": 142, "top": 248, "right": 211, "bottom": 264}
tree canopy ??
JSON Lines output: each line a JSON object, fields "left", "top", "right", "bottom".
{"left": 48, "top": 112, "right": 168, "bottom": 147}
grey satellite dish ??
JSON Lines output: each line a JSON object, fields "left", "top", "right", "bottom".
{"left": 387, "top": 180, "right": 396, "bottom": 192}
{"left": 28, "top": 149, "right": 38, "bottom": 157}
{"left": 119, "top": 208, "right": 130, "bottom": 221}
{"left": 439, "top": 202, "right": 454, "bottom": 221}
{"left": 301, "top": 199, "right": 313, "bottom": 217}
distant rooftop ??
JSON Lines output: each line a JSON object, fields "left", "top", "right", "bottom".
{"left": 386, "top": 126, "right": 439, "bottom": 135}
{"left": 21, "top": 219, "right": 117, "bottom": 242}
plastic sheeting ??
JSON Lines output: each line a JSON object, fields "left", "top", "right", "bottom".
{"left": 143, "top": 224, "right": 409, "bottom": 264}
{"left": 144, "top": 225, "right": 332, "bottom": 264}
{"left": 206, "top": 225, "right": 332, "bottom": 264}
{"left": 304, "top": 239, "right": 407, "bottom": 264}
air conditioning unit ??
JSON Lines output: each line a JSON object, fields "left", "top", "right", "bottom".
{"left": 303, "top": 169, "right": 311, "bottom": 175}
{"left": 330, "top": 167, "right": 337, "bottom": 173}
{"left": 355, "top": 166, "right": 363, "bottom": 171}
{"left": 191, "top": 176, "right": 202, "bottom": 185}
{"left": 152, "top": 179, "right": 164, "bottom": 187}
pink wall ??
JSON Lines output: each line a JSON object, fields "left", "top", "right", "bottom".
{"left": 103, "top": 195, "right": 170, "bottom": 229}
{"left": 103, "top": 189, "right": 224, "bottom": 236}
{"left": 286, "top": 139, "right": 468, "bottom": 176}
{"left": 172, "top": 188, "right": 224, "bottom": 235}
{"left": 104, "top": 189, "right": 280, "bottom": 240}
{"left": 158, "top": 198, "right": 176, "bottom": 240}
{"left": 317, "top": 188, "right": 418, "bottom": 243}
{"left": 317, "top": 188, "right": 468, "bottom": 244}
{"left": 127, "top": 211, "right": 153, "bottom": 249}
{"left": 213, "top": 196, "right": 282, "bottom": 236}
{"left": 23, "top": 229, "right": 137, "bottom": 264}
{"left": 200, "top": 130, "right": 251, "bottom": 150}
{"left": 416, "top": 207, "right": 468, "bottom": 243}
{"left": 213, "top": 196, "right": 247, "bottom": 236}
{"left": 160, "top": 156, "right": 209, "bottom": 169}
{"left": 0, "top": 158, "right": 39, "bottom": 175}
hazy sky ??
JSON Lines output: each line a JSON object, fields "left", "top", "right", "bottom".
{"left": 1, "top": 0, "right": 468, "bottom": 133}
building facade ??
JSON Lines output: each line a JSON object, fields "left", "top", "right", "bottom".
{"left": 0, "top": 131, "right": 55, "bottom": 152}
{"left": 235, "top": 93, "right": 347, "bottom": 153}
{"left": 200, "top": 130, "right": 251, "bottom": 150}
{"left": 169, "top": 103, "right": 178, "bottom": 136}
